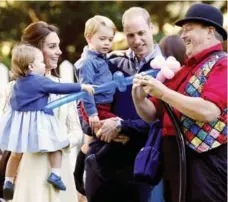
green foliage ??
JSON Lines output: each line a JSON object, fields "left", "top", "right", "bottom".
{"left": 0, "top": 0, "right": 226, "bottom": 67}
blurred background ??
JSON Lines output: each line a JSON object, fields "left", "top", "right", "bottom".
{"left": 0, "top": 0, "right": 227, "bottom": 67}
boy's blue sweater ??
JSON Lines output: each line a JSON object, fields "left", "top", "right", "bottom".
{"left": 75, "top": 47, "right": 115, "bottom": 116}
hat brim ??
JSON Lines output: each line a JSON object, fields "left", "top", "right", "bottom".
{"left": 175, "top": 17, "right": 227, "bottom": 40}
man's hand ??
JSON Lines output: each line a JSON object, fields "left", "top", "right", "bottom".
{"left": 96, "top": 117, "right": 121, "bottom": 143}
{"left": 107, "top": 50, "right": 127, "bottom": 58}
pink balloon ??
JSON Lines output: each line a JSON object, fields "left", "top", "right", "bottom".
{"left": 166, "top": 56, "right": 181, "bottom": 73}
{"left": 150, "top": 55, "right": 166, "bottom": 69}
{"left": 156, "top": 72, "right": 166, "bottom": 83}
{"left": 160, "top": 66, "right": 175, "bottom": 79}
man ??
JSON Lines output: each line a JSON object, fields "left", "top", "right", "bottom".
{"left": 84, "top": 7, "right": 163, "bottom": 202}
{"left": 132, "top": 3, "right": 227, "bottom": 202}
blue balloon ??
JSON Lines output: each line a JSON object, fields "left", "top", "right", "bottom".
{"left": 44, "top": 69, "right": 159, "bottom": 111}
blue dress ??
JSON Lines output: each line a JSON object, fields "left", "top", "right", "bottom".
{"left": 0, "top": 73, "right": 82, "bottom": 153}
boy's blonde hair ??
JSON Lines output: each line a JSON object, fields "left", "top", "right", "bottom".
{"left": 84, "top": 15, "right": 116, "bottom": 39}
{"left": 11, "top": 44, "right": 40, "bottom": 79}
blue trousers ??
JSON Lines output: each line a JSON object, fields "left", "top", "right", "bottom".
{"left": 150, "top": 180, "right": 164, "bottom": 202}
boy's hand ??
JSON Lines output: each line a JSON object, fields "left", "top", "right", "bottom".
{"left": 81, "top": 84, "right": 95, "bottom": 95}
{"left": 89, "top": 115, "right": 100, "bottom": 134}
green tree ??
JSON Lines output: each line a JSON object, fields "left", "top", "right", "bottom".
{"left": 0, "top": 1, "right": 227, "bottom": 66}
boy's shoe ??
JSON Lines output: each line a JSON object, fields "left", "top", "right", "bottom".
{"left": 3, "top": 181, "right": 14, "bottom": 200}
{"left": 47, "top": 173, "right": 66, "bottom": 191}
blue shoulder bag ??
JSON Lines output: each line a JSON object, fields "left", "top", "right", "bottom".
{"left": 133, "top": 120, "right": 162, "bottom": 186}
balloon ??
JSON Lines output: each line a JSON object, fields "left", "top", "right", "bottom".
{"left": 44, "top": 69, "right": 159, "bottom": 111}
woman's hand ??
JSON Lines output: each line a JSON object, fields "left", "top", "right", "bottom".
{"left": 96, "top": 117, "right": 120, "bottom": 143}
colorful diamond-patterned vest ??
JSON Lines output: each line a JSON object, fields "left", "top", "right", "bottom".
{"left": 181, "top": 52, "right": 227, "bottom": 153}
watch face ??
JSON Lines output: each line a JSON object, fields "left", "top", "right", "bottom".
{"left": 116, "top": 125, "right": 121, "bottom": 133}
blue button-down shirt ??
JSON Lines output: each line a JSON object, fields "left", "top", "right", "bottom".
{"left": 74, "top": 46, "right": 115, "bottom": 116}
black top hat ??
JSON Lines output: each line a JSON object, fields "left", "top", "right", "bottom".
{"left": 175, "top": 3, "right": 227, "bottom": 40}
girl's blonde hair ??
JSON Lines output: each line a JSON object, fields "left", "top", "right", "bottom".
{"left": 11, "top": 44, "right": 40, "bottom": 79}
{"left": 84, "top": 15, "right": 116, "bottom": 39}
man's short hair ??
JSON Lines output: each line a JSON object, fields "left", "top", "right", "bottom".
{"left": 84, "top": 15, "right": 116, "bottom": 39}
{"left": 122, "top": 7, "right": 151, "bottom": 27}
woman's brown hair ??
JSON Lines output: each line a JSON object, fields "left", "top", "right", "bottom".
{"left": 21, "top": 21, "right": 60, "bottom": 77}
{"left": 159, "top": 35, "right": 186, "bottom": 65}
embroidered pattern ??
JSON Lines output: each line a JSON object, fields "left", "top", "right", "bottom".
{"left": 181, "top": 53, "right": 227, "bottom": 152}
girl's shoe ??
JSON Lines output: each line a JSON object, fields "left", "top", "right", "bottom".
{"left": 47, "top": 172, "right": 66, "bottom": 191}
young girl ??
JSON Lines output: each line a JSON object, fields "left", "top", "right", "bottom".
{"left": 0, "top": 44, "right": 94, "bottom": 200}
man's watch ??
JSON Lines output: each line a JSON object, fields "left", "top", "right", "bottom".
{"left": 116, "top": 124, "right": 122, "bottom": 134}
{"left": 115, "top": 119, "right": 122, "bottom": 134}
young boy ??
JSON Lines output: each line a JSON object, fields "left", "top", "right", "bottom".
{"left": 74, "top": 15, "right": 128, "bottom": 185}
{"left": 76, "top": 15, "right": 117, "bottom": 134}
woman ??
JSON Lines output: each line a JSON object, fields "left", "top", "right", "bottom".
{"left": 1, "top": 21, "right": 83, "bottom": 202}
{"left": 159, "top": 35, "right": 186, "bottom": 65}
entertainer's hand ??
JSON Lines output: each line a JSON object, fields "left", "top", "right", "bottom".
{"left": 140, "top": 75, "right": 168, "bottom": 99}
{"left": 132, "top": 74, "right": 148, "bottom": 101}
{"left": 89, "top": 115, "right": 100, "bottom": 134}
{"left": 81, "top": 84, "right": 95, "bottom": 95}
{"left": 96, "top": 117, "right": 120, "bottom": 143}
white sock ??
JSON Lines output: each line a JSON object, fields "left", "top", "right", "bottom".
{"left": 5, "top": 177, "right": 14, "bottom": 184}
{"left": 51, "top": 168, "right": 61, "bottom": 177}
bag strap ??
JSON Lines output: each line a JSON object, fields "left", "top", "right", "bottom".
{"left": 145, "top": 120, "right": 162, "bottom": 147}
